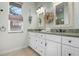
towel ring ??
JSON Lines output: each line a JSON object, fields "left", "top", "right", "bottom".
{"left": 0, "top": 9, "right": 3, "bottom": 12}
{"left": 0, "top": 26, "right": 6, "bottom": 32}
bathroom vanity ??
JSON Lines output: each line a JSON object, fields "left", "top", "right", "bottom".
{"left": 28, "top": 29, "right": 79, "bottom": 56}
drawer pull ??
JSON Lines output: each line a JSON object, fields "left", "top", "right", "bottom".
{"left": 41, "top": 42, "right": 42, "bottom": 44}
{"left": 45, "top": 43, "right": 47, "bottom": 46}
{"left": 68, "top": 40, "right": 71, "bottom": 43}
{"left": 41, "top": 35, "right": 43, "bottom": 37}
{"left": 68, "top": 53, "right": 71, "bottom": 56}
{"left": 28, "top": 37, "right": 30, "bottom": 39}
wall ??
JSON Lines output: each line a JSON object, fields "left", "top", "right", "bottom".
{"left": 26, "top": 3, "right": 38, "bottom": 29}
{"left": 26, "top": 2, "right": 79, "bottom": 29}
{"left": 35, "top": 2, "right": 53, "bottom": 11}
{"left": 0, "top": 2, "right": 36, "bottom": 54}
{"left": 74, "top": 2, "right": 79, "bottom": 29}
{"left": 34, "top": 2, "right": 54, "bottom": 29}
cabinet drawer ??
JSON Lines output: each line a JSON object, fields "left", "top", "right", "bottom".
{"left": 28, "top": 32, "right": 36, "bottom": 37}
{"left": 38, "top": 33, "right": 45, "bottom": 38}
{"left": 62, "top": 36, "right": 79, "bottom": 48}
{"left": 34, "top": 33, "right": 45, "bottom": 38}
{"left": 45, "top": 34, "right": 61, "bottom": 43}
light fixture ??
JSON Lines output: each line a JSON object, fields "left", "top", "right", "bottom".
{"left": 36, "top": 7, "right": 45, "bottom": 14}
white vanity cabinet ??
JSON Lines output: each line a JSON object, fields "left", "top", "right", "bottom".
{"left": 28, "top": 32, "right": 79, "bottom": 56}
{"left": 62, "top": 36, "right": 79, "bottom": 56}
{"left": 45, "top": 40, "right": 61, "bottom": 56}
{"left": 45, "top": 34, "right": 61, "bottom": 56}
{"left": 35, "top": 33, "right": 45, "bottom": 55}
{"left": 28, "top": 32, "right": 62, "bottom": 56}
{"left": 28, "top": 32, "right": 37, "bottom": 49}
{"left": 28, "top": 32, "right": 45, "bottom": 55}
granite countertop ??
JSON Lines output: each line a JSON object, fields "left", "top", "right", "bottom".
{"left": 61, "top": 33, "right": 79, "bottom": 37}
{"left": 28, "top": 31, "right": 79, "bottom": 38}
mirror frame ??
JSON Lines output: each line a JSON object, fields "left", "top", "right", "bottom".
{"left": 53, "top": 2, "right": 74, "bottom": 29}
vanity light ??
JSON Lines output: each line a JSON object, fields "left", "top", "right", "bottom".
{"left": 36, "top": 7, "right": 45, "bottom": 14}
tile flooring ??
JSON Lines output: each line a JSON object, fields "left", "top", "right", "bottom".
{"left": 1, "top": 47, "right": 39, "bottom": 56}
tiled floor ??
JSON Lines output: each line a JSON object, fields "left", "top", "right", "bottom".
{"left": 1, "top": 47, "right": 39, "bottom": 56}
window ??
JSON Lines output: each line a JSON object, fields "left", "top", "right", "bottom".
{"left": 9, "top": 2, "right": 23, "bottom": 32}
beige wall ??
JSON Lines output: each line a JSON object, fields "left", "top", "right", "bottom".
{"left": 0, "top": 2, "right": 36, "bottom": 54}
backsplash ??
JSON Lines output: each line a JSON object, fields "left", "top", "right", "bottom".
{"left": 65, "top": 29, "right": 79, "bottom": 33}
{"left": 51, "top": 29, "right": 79, "bottom": 33}
{"left": 28, "top": 29, "right": 42, "bottom": 31}
{"left": 28, "top": 29, "right": 79, "bottom": 33}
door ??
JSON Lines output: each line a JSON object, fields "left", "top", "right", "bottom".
{"left": 28, "top": 36, "right": 35, "bottom": 49}
{"left": 45, "top": 40, "right": 61, "bottom": 56}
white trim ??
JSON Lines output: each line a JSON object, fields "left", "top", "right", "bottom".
{"left": 0, "top": 46, "right": 28, "bottom": 55}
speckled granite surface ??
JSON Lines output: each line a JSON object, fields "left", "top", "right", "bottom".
{"left": 28, "top": 29, "right": 79, "bottom": 37}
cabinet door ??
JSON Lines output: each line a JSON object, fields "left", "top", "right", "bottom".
{"left": 28, "top": 32, "right": 37, "bottom": 49}
{"left": 70, "top": 47, "right": 79, "bottom": 56}
{"left": 45, "top": 40, "right": 61, "bottom": 56}
{"left": 37, "top": 38, "right": 45, "bottom": 55}
{"left": 62, "top": 45, "right": 79, "bottom": 56}
{"left": 29, "top": 37, "right": 35, "bottom": 49}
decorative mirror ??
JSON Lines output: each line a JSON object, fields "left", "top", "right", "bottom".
{"left": 44, "top": 12, "right": 54, "bottom": 24}
{"left": 55, "top": 2, "right": 69, "bottom": 25}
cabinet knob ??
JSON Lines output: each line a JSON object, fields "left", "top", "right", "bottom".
{"left": 41, "top": 35, "right": 43, "bottom": 37}
{"left": 45, "top": 43, "right": 47, "bottom": 46}
{"left": 41, "top": 42, "right": 42, "bottom": 44}
{"left": 68, "top": 40, "right": 71, "bottom": 43}
{"left": 0, "top": 9, "right": 3, "bottom": 12}
{"left": 28, "top": 37, "right": 30, "bottom": 39}
{"left": 36, "top": 40, "right": 37, "bottom": 42}
{"left": 68, "top": 53, "right": 71, "bottom": 56}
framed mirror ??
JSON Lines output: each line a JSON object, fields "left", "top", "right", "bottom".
{"left": 53, "top": 2, "right": 74, "bottom": 28}
{"left": 55, "top": 2, "right": 69, "bottom": 25}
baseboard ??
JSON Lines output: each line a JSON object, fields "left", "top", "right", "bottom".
{"left": 0, "top": 46, "right": 28, "bottom": 55}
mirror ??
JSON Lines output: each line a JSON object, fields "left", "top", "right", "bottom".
{"left": 36, "top": 7, "right": 45, "bottom": 28}
{"left": 55, "top": 2, "right": 69, "bottom": 25}
{"left": 38, "top": 13, "right": 45, "bottom": 28}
